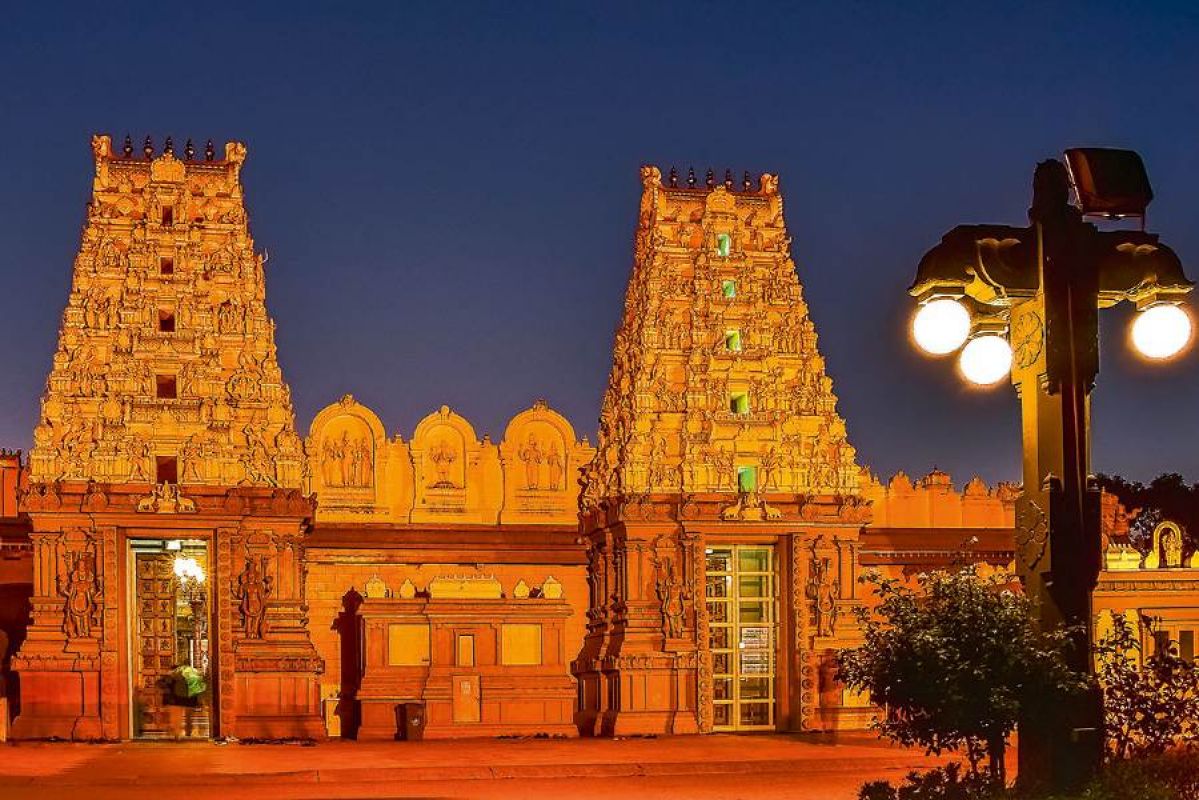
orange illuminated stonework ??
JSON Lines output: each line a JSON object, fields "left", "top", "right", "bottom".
{"left": 0, "top": 144, "right": 1195, "bottom": 742}
{"left": 301, "top": 396, "right": 594, "bottom": 738}
{"left": 9, "top": 136, "right": 322, "bottom": 740}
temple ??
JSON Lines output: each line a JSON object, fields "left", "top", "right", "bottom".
{"left": 0, "top": 141, "right": 1194, "bottom": 741}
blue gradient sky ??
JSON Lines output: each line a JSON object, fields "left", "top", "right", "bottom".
{"left": 2, "top": 2, "right": 1197, "bottom": 484}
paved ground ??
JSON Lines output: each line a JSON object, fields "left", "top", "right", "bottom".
{"left": 0, "top": 733, "right": 955, "bottom": 799}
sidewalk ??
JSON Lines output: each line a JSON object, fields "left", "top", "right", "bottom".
{"left": 0, "top": 733, "right": 952, "bottom": 799}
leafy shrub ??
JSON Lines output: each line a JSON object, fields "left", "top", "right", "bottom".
{"left": 857, "top": 763, "right": 1003, "bottom": 800}
{"left": 839, "top": 566, "right": 1086, "bottom": 784}
{"left": 1097, "top": 615, "right": 1199, "bottom": 759}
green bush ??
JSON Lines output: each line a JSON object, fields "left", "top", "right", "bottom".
{"left": 861, "top": 750, "right": 1199, "bottom": 800}
{"left": 858, "top": 763, "right": 1003, "bottom": 800}
{"left": 839, "top": 566, "right": 1085, "bottom": 784}
{"left": 1097, "top": 616, "right": 1199, "bottom": 759}
{"left": 1080, "top": 750, "right": 1199, "bottom": 800}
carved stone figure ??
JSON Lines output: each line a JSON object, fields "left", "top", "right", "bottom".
{"left": 59, "top": 554, "right": 98, "bottom": 639}
{"left": 805, "top": 551, "right": 838, "bottom": 638}
{"left": 655, "top": 558, "right": 686, "bottom": 639}
{"left": 126, "top": 435, "right": 152, "bottom": 482}
{"left": 427, "top": 440, "right": 458, "bottom": 489}
{"left": 516, "top": 435, "right": 544, "bottom": 490}
{"left": 234, "top": 555, "right": 272, "bottom": 639}
{"left": 241, "top": 424, "right": 277, "bottom": 486}
{"left": 136, "top": 482, "right": 197, "bottom": 513}
{"left": 1163, "top": 525, "right": 1184, "bottom": 568}
{"left": 546, "top": 443, "right": 564, "bottom": 491}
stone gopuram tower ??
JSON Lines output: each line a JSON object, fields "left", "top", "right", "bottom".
{"left": 12, "top": 135, "right": 323, "bottom": 740}
{"left": 573, "top": 167, "right": 870, "bottom": 736}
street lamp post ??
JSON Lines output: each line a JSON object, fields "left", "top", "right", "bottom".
{"left": 908, "top": 149, "right": 1192, "bottom": 792}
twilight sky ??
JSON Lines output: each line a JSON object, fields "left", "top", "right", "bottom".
{"left": 1, "top": 2, "right": 1197, "bottom": 485}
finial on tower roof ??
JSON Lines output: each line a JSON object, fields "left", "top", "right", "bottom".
{"left": 723, "top": 169, "right": 733, "bottom": 189}
{"left": 164, "top": 136, "right": 174, "bottom": 155}
{"left": 687, "top": 167, "right": 696, "bottom": 188}
{"left": 184, "top": 138, "right": 195, "bottom": 161}
{"left": 743, "top": 171, "right": 751, "bottom": 191}
{"left": 205, "top": 139, "right": 215, "bottom": 161}
{"left": 705, "top": 168, "right": 715, "bottom": 188}
{"left": 668, "top": 166, "right": 678, "bottom": 187}
{"left": 122, "top": 135, "right": 133, "bottom": 158}
{"left": 142, "top": 136, "right": 154, "bottom": 159}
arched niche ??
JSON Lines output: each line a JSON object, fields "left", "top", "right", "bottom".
{"left": 410, "top": 405, "right": 479, "bottom": 495}
{"left": 1145, "top": 520, "right": 1187, "bottom": 569}
{"left": 501, "top": 400, "right": 578, "bottom": 493}
{"left": 307, "top": 394, "right": 386, "bottom": 494}
{"left": 499, "top": 400, "right": 595, "bottom": 523}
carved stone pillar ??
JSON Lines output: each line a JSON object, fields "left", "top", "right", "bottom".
{"left": 222, "top": 513, "right": 325, "bottom": 740}
{"left": 11, "top": 519, "right": 104, "bottom": 739}
{"left": 573, "top": 497, "right": 702, "bottom": 736}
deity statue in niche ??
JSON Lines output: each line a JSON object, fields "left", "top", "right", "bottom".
{"left": 1162, "top": 525, "right": 1184, "bottom": 568}
{"left": 349, "top": 436, "right": 371, "bottom": 487}
{"left": 655, "top": 558, "right": 686, "bottom": 639}
{"left": 321, "top": 434, "right": 343, "bottom": 486}
{"left": 427, "top": 439, "right": 459, "bottom": 489}
{"left": 546, "top": 442, "right": 564, "bottom": 491}
{"left": 805, "top": 552, "right": 839, "bottom": 638}
{"left": 320, "top": 429, "right": 373, "bottom": 488}
{"left": 517, "top": 435, "right": 544, "bottom": 489}
{"left": 59, "top": 553, "right": 98, "bottom": 639}
{"left": 234, "top": 556, "right": 272, "bottom": 639}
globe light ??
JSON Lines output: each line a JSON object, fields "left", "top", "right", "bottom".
{"left": 912, "top": 298, "right": 971, "bottom": 355}
{"left": 1131, "top": 303, "right": 1191, "bottom": 360}
{"left": 958, "top": 335, "right": 1012, "bottom": 386}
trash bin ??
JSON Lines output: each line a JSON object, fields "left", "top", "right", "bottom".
{"left": 400, "top": 702, "right": 425, "bottom": 741}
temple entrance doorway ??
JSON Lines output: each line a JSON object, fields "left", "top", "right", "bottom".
{"left": 704, "top": 545, "right": 778, "bottom": 731}
{"left": 129, "top": 538, "right": 212, "bottom": 740}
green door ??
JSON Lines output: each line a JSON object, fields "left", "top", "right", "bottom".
{"left": 705, "top": 545, "right": 777, "bottom": 730}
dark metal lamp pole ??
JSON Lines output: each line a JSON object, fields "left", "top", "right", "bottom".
{"left": 908, "top": 149, "right": 1192, "bottom": 793}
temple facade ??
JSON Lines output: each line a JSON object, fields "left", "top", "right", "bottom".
{"left": 0, "top": 141, "right": 1194, "bottom": 742}
{"left": 9, "top": 135, "right": 321, "bottom": 740}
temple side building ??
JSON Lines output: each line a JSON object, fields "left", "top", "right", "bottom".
{"left": 301, "top": 396, "right": 595, "bottom": 738}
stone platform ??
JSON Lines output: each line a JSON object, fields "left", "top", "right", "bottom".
{"left": 0, "top": 733, "right": 952, "bottom": 799}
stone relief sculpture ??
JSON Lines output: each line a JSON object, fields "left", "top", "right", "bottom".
{"left": 321, "top": 431, "right": 373, "bottom": 488}
{"left": 59, "top": 553, "right": 98, "bottom": 639}
{"left": 135, "top": 482, "right": 197, "bottom": 514}
{"left": 805, "top": 548, "right": 839, "bottom": 638}
{"left": 234, "top": 555, "right": 272, "bottom": 640}
{"left": 427, "top": 439, "right": 459, "bottom": 489}
{"left": 1162, "top": 525, "right": 1183, "bottom": 568}
{"left": 517, "top": 435, "right": 544, "bottom": 489}
{"left": 655, "top": 558, "right": 686, "bottom": 639}
{"left": 546, "top": 442, "right": 564, "bottom": 491}
{"left": 1146, "top": 520, "right": 1188, "bottom": 569}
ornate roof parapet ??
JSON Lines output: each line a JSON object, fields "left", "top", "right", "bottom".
{"left": 653, "top": 165, "right": 779, "bottom": 195}
{"left": 304, "top": 396, "right": 594, "bottom": 526}
{"left": 862, "top": 469, "right": 1017, "bottom": 529}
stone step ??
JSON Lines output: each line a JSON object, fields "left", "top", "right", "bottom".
{"left": 0, "top": 755, "right": 933, "bottom": 786}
